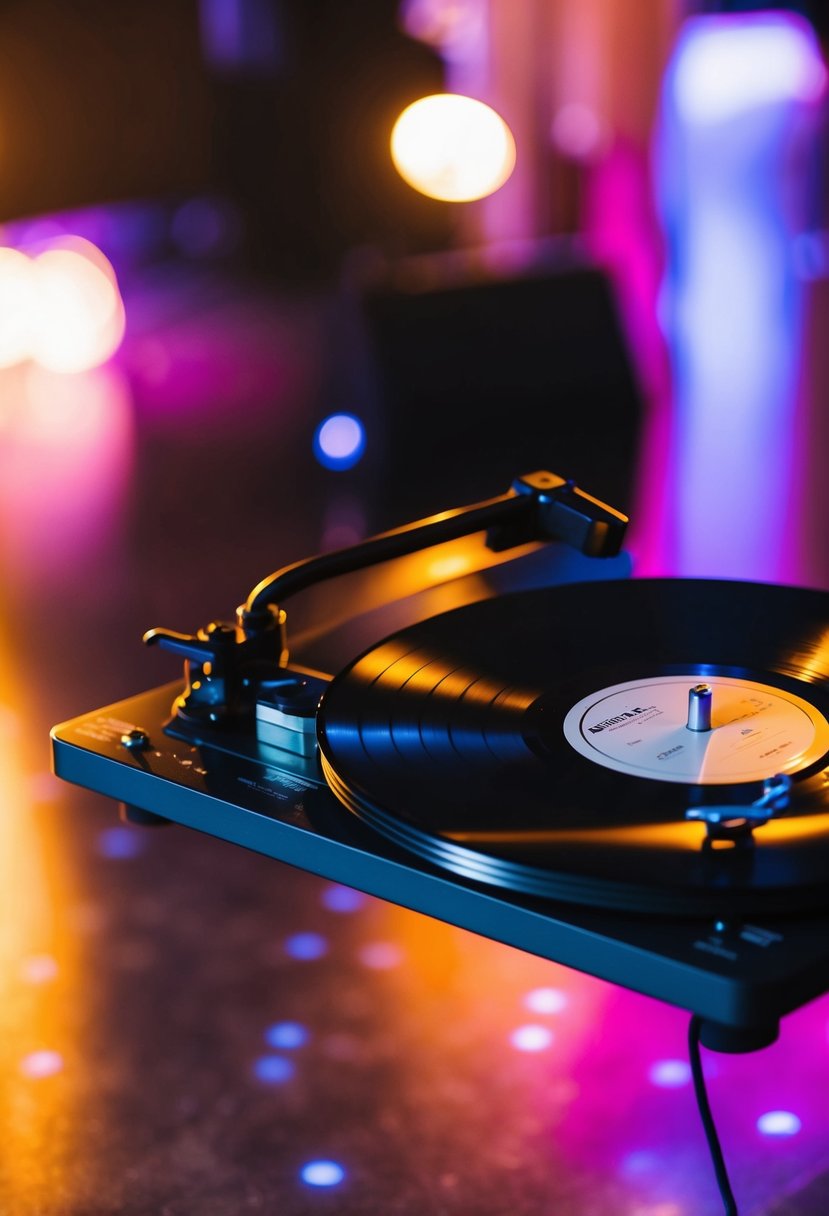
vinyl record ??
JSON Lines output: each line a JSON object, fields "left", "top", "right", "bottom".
{"left": 317, "top": 579, "right": 829, "bottom": 915}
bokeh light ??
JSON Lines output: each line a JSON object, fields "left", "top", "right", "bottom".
{"left": 0, "top": 237, "right": 124, "bottom": 373}
{"left": 265, "top": 1022, "right": 309, "bottom": 1050}
{"left": 300, "top": 1160, "right": 346, "bottom": 1188}
{"left": 19, "top": 1050, "right": 63, "bottom": 1079}
{"left": 390, "top": 93, "right": 516, "bottom": 202}
{"left": 757, "top": 1110, "right": 802, "bottom": 1137}
{"left": 321, "top": 882, "right": 366, "bottom": 913}
{"left": 96, "top": 826, "right": 145, "bottom": 860}
{"left": 524, "top": 986, "right": 568, "bottom": 1015}
{"left": 648, "top": 1059, "right": 692, "bottom": 1088}
{"left": 673, "top": 14, "right": 827, "bottom": 124}
{"left": 0, "top": 248, "right": 38, "bottom": 368}
{"left": 551, "top": 103, "right": 605, "bottom": 160}
{"left": 284, "top": 931, "right": 328, "bottom": 960}
{"left": 253, "top": 1055, "right": 295, "bottom": 1084}
{"left": 313, "top": 413, "right": 365, "bottom": 470}
{"left": 510, "top": 1024, "right": 554, "bottom": 1053}
{"left": 32, "top": 239, "right": 125, "bottom": 373}
{"left": 358, "top": 941, "right": 404, "bottom": 970}
{"left": 20, "top": 954, "right": 59, "bottom": 985}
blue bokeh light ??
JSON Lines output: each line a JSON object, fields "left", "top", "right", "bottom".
{"left": 97, "top": 826, "right": 145, "bottom": 860}
{"left": 284, "top": 932, "right": 328, "bottom": 961}
{"left": 300, "top": 1160, "right": 346, "bottom": 1188}
{"left": 321, "top": 883, "right": 366, "bottom": 913}
{"left": 253, "top": 1055, "right": 295, "bottom": 1084}
{"left": 313, "top": 414, "right": 366, "bottom": 471}
{"left": 265, "top": 1021, "right": 309, "bottom": 1050}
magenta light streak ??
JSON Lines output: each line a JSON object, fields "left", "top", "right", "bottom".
{"left": 584, "top": 141, "right": 673, "bottom": 576}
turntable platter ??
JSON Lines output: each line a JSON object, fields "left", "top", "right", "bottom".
{"left": 317, "top": 579, "right": 829, "bottom": 915}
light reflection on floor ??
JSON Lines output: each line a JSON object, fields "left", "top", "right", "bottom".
{"left": 0, "top": 629, "right": 80, "bottom": 1212}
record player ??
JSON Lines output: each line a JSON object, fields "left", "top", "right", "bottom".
{"left": 51, "top": 470, "right": 829, "bottom": 1210}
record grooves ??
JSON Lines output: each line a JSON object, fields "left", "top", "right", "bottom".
{"left": 317, "top": 579, "right": 829, "bottom": 916}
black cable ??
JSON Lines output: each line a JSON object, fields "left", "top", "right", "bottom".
{"left": 688, "top": 1015, "right": 739, "bottom": 1216}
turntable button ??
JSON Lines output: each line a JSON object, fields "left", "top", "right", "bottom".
{"left": 120, "top": 728, "right": 150, "bottom": 751}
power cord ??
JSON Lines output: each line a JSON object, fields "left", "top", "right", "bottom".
{"left": 689, "top": 1015, "right": 738, "bottom": 1216}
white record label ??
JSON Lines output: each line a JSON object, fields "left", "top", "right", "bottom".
{"left": 562, "top": 675, "right": 829, "bottom": 784}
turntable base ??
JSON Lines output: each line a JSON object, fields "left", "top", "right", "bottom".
{"left": 52, "top": 680, "right": 829, "bottom": 1051}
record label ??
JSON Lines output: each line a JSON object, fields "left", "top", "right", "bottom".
{"left": 562, "top": 675, "right": 829, "bottom": 784}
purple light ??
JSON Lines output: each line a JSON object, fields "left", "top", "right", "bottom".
{"left": 620, "top": 1149, "right": 660, "bottom": 1177}
{"left": 757, "top": 1110, "right": 802, "bottom": 1137}
{"left": 656, "top": 11, "right": 828, "bottom": 583}
{"left": 199, "top": 0, "right": 283, "bottom": 72}
{"left": 510, "top": 1024, "right": 554, "bottom": 1053}
{"left": 265, "top": 1022, "right": 309, "bottom": 1050}
{"left": 313, "top": 414, "right": 365, "bottom": 471}
{"left": 96, "top": 826, "right": 145, "bottom": 860}
{"left": 170, "top": 196, "right": 241, "bottom": 259}
{"left": 253, "top": 1055, "right": 295, "bottom": 1084}
{"left": 321, "top": 883, "right": 366, "bottom": 913}
{"left": 300, "top": 1160, "right": 346, "bottom": 1188}
{"left": 284, "top": 932, "right": 328, "bottom": 961}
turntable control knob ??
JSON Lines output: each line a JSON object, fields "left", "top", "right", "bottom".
{"left": 687, "top": 684, "right": 713, "bottom": 732}
{"left": 121, "top": 728, "right": 150, "bottom": 750}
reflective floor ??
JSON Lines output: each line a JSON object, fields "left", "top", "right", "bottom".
{"left": 2, "top": 266, "right": 828, "bottom": 1216}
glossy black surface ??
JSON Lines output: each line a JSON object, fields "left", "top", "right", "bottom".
{"left": 319, "top": 579, "right": 829, "bottom": 913}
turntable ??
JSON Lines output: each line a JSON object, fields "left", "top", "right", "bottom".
{"left": 51, "top": 471, "right": 829, "bottom": 1215}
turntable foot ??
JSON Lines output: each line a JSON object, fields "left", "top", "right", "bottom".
{"left": 697, "top": 1018, "right": 779, "bottom": 1053}
{"left": 119, "top": 802, "right": 172, "bottom": 827}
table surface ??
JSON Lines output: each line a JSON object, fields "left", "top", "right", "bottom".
{"left": 1, "top": 267, "right": 827, "bottom": 1216}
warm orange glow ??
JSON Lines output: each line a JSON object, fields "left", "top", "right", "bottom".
{"left": 427, "top": 553, "right": 472, "bottom": 582}
{"left": 0, "top": 625, "right": 78, "bottom": 1208}
{"left": 448, "top": 823, "right": 708, "bottom": 851}
{"left": 391, "top": 94, "right": 516, "bottom": 202}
